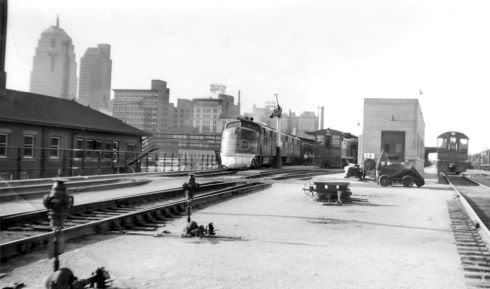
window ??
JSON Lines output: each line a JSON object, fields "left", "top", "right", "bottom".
{"left": 437, "top": 137, "right": 448, "bottom": 149}
{"left": 85, "top": 139, "right": 95, "bottom": 158}
{"left": 104, "top": 141, "right": 113, "bottom": 158}
{"left": 49, "top": 137, "right": 60, "bottom": 158}
{"left": 459, "top": 139, "right": 468, "bottom": 151}
{"left": 75, "top": 138, "right": 84, "bottom": 158}
{"left": 127, "top": 143, "right": 136, "bottom": 151}
{"left": 0, "top": 133, "right": 7, "bottom": 157}
{"left": 23, "top": 135, "right": 34, "bottom": 157}
{"left": 449, "top": 137, "right": 457, "bottom": 150}
{"left": 331, "top": 135, "right": 341, "bottom": 147}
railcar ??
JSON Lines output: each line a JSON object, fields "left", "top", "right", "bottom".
{"left": 469, "top": 149, "right": 490, "bottom": 171}
{"left": 220, "top": 118, "right": 301, "bottom": 169}
{"left": 436, "top": 131, "right": 469, "bottom": 178}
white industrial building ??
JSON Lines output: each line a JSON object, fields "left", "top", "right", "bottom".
{"left": 359, "top": 98, "right": 425, "bottom": 174}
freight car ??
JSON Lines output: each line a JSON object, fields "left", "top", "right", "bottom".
{"left": 436, "top": 131, "right": 469, "bottom": 181}
{"left": 220, "top": 118, "right": 302, "bottom": 169}
{"left": 469, "top": 149, "right": 490, "bottom": 171}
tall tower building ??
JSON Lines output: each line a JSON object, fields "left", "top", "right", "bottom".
{"left": 78, "top": 44, "right": 112, "bottom": 112}
{"left": 30, "top": 16, "right": 77, "bottom": 99}
{"left": 113, "top": 80, "right": 170, "bottom": 133}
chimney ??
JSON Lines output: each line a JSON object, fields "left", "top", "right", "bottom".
{"left": 317, "top": 107, "right": 321, "bottom": 129}
{"left": 320, "top": 106, "right": 324, "bottom": 130}
{"left": 238, "top": 90, "right": 241, "bottom": 114}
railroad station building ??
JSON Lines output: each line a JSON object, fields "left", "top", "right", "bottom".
{"left": 0, "top": 89, "right": 147, "bottom": 180}
{"left": 359, "top": 98, "right": 425, "bottom": 174}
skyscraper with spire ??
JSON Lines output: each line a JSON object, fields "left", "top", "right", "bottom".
{"left": 78, "top": 44, "right": 112, "bottom": 113}
{"left": 30, "top": 16, "right": 77, "bottom": 99}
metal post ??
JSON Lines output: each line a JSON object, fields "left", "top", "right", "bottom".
{"left": 80, "top": 149, "right": 85, "bottom": 176}
{"left": 16, "top": 147, "right": 21, "bottom": 180}
{"left": 270, "top": 93, "right": 282, "bottom": 169}
{"left": 53, "top": 228, "right": 61, "bottom": 271}
{"left": 274, "top": 117, "right": 282, "bottom": 169}
{"left": 183, "top": 174, "right": 199, "bottom": 223}
{"left": 43, "top": 179, "right": 73, "bottom": 272}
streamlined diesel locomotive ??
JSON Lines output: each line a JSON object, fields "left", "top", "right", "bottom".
{"left": 220, "top": 118, "right": 301, "bottom": 169}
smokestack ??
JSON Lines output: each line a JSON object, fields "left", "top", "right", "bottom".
{"left": 237, "top": 90, "right": 241, "bottom": 115}
{"left": 321, "top": 106, "right": 324, "bottom": 130}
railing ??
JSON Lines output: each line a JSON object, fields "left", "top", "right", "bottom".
{"left": 140, "top": 152, "right": 220, "bottom": 173}
{"left": 0, "top": 146, "right": 221, "bottom": 180}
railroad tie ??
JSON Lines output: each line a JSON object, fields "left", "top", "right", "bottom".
{"left": 448, "top": 198, "right": 490, "bottom": 288}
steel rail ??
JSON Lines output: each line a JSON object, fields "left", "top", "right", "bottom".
{"left": 445, "top": 173, "right": 490, "bottom": 246}
{"left": 0, "top": 182, "right": 270, "bottom": 261}
{"left": 0, "top": 181, "right": 236, "bottom": 229}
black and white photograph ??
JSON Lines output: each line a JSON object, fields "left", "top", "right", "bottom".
{"left": 0, "top": 0, "right": 490, "bottom": 288}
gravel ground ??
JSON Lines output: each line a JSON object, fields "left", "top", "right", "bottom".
{"left": 0, "top": 176, "right": 467, "bottom": 289}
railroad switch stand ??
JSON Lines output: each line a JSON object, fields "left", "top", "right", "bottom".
{"left": 43, "top": 178, "right": 73, "bottom": 272}
{"left": 183, "top": 174, "right": 199, "bottom": 223}
{"left": 45, "top": 266, "right": 112, "bottom": 289}
{"left": 182, "top": 221, "right": 217, "bottom": 238}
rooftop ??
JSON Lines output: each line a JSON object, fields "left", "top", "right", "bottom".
{"left": 0, "top": 89, "right": 147, "bottom": 136}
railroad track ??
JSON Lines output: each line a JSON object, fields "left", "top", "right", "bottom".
{"left": 446, "top": 174, "right": 490, "bottom": 234}
{"left": 0, "top": 181, "right": 270, "bottom": 261}
{"left": 245, "top": 168, "right": 339, "bottom": 180}
{"left": 445, "top": 174, "right": 490, "bottom": 288}
{"left": 0, "top": 169, "right": 236, "bottom": 201}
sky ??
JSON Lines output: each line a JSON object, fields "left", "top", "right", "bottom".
{"left": 5, "top": 0, "right": 490, "bottom": 153}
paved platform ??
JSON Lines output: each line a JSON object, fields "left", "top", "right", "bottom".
{"left": 0, "top": 173, "right": 468, "bottom": 289}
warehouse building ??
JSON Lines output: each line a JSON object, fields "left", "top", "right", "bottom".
{"left": 359, "top": 98, "right": 425, "bottom": 174}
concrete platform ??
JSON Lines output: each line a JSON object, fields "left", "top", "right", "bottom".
{"left": 0, "top": 174, "right": 468, "bottom": 289}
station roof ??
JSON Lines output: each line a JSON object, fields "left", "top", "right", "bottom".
{"left": 0, "top": 89, "right": 148, "bottom": 136}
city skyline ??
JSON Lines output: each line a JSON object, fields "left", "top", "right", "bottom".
{"left": 5, "top": 0, "right": 490, "bottom": 152}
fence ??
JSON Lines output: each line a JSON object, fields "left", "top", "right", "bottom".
{"left": 141, "top": 152, "right": 220, "bottom": 173}
{"left": 0, "top": 145, "right": 221, "bottom": 180}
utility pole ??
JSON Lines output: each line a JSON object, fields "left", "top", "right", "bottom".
{"left": 0, "top": 0, "right": 8, "bottom": 90}
{"left": 270, "top": 94, "right": 282, "bottom": 168}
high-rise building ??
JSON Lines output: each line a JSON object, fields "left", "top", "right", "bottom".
{"left": 113, "top": 80, "right": 170, "bottom": 133}
{"left": 30, "top": 16, "right": 77, "bottom": 99}
{"left": 78, "top": 44, "right": 112, "bottom": 113}
{"left": 169, "top": 99, "right": 194, "bottom": 132}
{"left": 192, "top": 94, "right": 240, "bottom": 133}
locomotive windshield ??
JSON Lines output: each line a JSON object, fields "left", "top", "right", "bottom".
{"left": 437, "top": 135, "right": 468, "bottom": 151}
{"left": 221, "top": 127, "right": 258, "bottom": 155}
